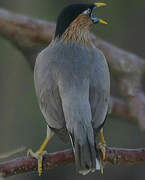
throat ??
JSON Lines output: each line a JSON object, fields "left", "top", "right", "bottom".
{"left": 62, "top": 27, "right": 90, "bottom": 45}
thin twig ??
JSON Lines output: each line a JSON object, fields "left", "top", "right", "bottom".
{"left": 0, "top": 147, "right": 26, "bottom": 160}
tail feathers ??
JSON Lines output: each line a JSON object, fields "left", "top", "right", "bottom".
{"left": 59, "top": 86, "right": 101, "bottom": 174}
{"left": 69, "top": 124, "right": 100, "bottom": 175}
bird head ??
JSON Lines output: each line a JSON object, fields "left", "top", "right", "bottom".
{"left": 55, "top": 3, "right": 107, "bottom": 39}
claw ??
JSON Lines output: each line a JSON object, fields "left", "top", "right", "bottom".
{"left": 27, "top": 149, "right": 47, "bottom": 176}
{"left": 27, "top": 149, "right": 32, "bottom": 157}
{"left": 98, "top": 142, "right": 106, "bottom": 161}
{"left": 100, "top": 163, "right": 104, "bottom": 174}
{"left": 99, "top": 129, "right": 106, "bottom": 159}
{"left": 27, "top": 128, "right": 54, "bottom": 176}
{"left": 38, "top": 155, "right": 43, "bottom": 176}
{"left": 98, "top": 129, "right": 106, "bottom": 174}
{"left": 98, "top": 142, "right": 106, "bottom": 174}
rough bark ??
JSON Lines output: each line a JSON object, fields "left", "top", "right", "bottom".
{"left": 0, "top": 147, "right": 145, "bottom": 177}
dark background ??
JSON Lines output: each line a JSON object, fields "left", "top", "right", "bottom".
{"left": 0, "top": 0, "right": 145, "bottom": 180}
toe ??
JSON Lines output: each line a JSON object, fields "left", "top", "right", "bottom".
{"left": 27, "top": 149, "right": 45, "bottom": 176}
{"left": 38, "top": 156, "right": 43, "bottom": 176}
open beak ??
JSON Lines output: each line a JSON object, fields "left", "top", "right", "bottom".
{"left": 99, "top": 19, "right": 108, "bottom": 24}
{"left": 94, "top": 2, "right": 107, "bottom": 8}
{"left": 90, "top": 2, "right": 108, "bottom": 24}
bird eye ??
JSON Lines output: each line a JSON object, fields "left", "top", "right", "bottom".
{"left": 83, "top": 8, "right": 91, "bottom": 15}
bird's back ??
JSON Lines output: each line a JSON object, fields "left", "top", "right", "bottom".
{"left": 34, "top": 40, "right": 110, "bottom": 134}
{"left": 34, "top": 41, "right": 110, "bottom": 173}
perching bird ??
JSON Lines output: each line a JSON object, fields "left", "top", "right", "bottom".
{"left": 28, "top": 2, "right": 110, "bottom": 176}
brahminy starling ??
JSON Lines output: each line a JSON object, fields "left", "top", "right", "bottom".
{"left": 28, "top": 2, "right": 110, "bottom": 176}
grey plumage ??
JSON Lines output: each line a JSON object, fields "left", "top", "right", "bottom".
{"left": 34, "top": 40, "right": 110, "bottom": 174}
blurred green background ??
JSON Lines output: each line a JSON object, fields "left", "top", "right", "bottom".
{"left": 0, "top": 0, "right": 145, "bottom": 180}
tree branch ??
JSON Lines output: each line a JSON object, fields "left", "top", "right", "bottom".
{"left": 0, "top": 147, "right": 145, "bottom": 177}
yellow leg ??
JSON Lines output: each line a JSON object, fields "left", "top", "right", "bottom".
{"left": 39, "top": 137, "right": 51, "bottom": 154}
{"left": 98, "top": 129, "right": 106, "bottom": 174}
{"left": 27, "top": 126, "right": 54, "bottom": 176}
{"left": 100, "top": 129, "right": 105, "bottom": 146}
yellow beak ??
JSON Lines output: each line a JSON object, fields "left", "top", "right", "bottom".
{"left": 99, "top": 19, "right": 108, "bottom": 25}
{"left": 94, "top": 2, "right": 107, "bottom": 8}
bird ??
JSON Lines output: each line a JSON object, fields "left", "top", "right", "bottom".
{"left": 27, "top": 2, "right": 110, "bottom": 176}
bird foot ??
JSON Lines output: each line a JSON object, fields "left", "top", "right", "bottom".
{"left": 27, "top": 149, "right": 47, "bottom": 176}
{"left": 98, "top": 142, "right": 106, "bottom": 161}
{"left": 98, "top": 142, "right": 106, "bottom": 174}
{"left": 100, "top": 162, "right": 104, "bottom": 174}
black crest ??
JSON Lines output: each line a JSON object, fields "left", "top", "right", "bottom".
{"left": 55, "top": 3, "right": 95, "bottom": 38}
